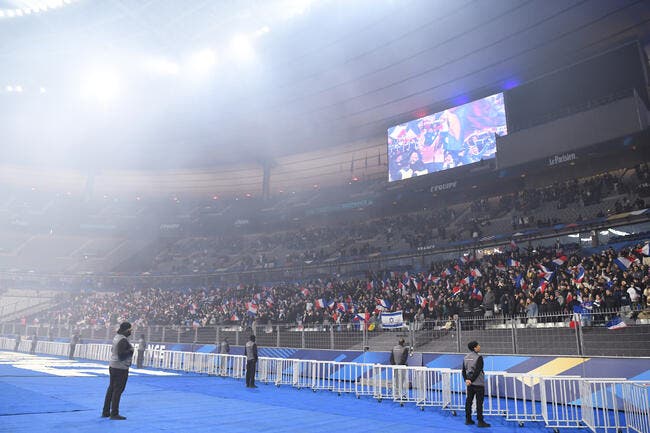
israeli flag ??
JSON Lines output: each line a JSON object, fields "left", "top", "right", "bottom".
{"left": 381, "top": 311, "right": 404, "bottom": 329}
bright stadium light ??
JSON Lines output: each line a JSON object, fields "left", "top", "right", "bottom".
{"left": 80, "top": 66, "right": 121, "bottom": 103}
{"left": 188, "top": 49, "right": 217, "bottom": 74}
{"left": 230, "top": 35, "right": 254, "bottom": 62}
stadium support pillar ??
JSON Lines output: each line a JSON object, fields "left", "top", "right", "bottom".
{"left": 511, "top": 321, "right": 517, "bottom": 354}
{"left": 455, "top": 317, "right": 461, "bottom": 352}
{"left": 276, "top": 326, "right": 280, "bottom": 348}
{"left": 330, "top": 326, "right": 334, "bottom": 350}
{"left": 262, "top": 160, "right": 271, "bottom": 200}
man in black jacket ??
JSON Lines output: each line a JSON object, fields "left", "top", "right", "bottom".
{"left": 462, "top": 341, "right": 490, "bottom": 427}
{"left": 102, "top": 322, "right": 134, "bottom": 420}
{"left": 245, "top": 335, "right": 258, "bottom": 388}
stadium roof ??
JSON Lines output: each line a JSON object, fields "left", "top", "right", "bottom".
{"left": 1, "top": 0, "right": 649, "bottom": 170}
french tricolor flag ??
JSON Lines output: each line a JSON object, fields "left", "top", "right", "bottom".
{"left": 315, "top": 299, "right": 326, "bottom": 309}
{"left": 538, "top": 270, "right": 554, "bottom": 281}
{"left": 416, "top": 294, "right": 427, "bottom": 308}
{"left": 459, "top": 256, "right": 470, "bottom": 265}
{"left": 573, "top": 265, "right": 585, "bottom": 283}
{"left": 356, "top": 312, "right": 369, "bottom": 322}
{"left": 246, "top": 302, "right": 258, "bottom": 315}
{"left": 470, "top": 268, "right": 482, "bottom": 278}
{"left": 552, "top": 255, "right": 567, "bottom": 266}
{"left": 495, "top": 263, "right": 507, "bottom": 272}
{"left": 230, "top": 313, "right": 239, "bottom": 321}
{"left": 470, "top": 287, "right": 483, "bottom": 301}
{"left": 614, "top": 256, "right": 635, "bottom": 271}
{"left": 462, "top": 276, "right": 473, "bottom": 285}
{"left": 452, "top": 286, "right": 462, "bottom": 297}
{"left": 507, "top": 259, "right": 520, "bottom": 267}
{"left": 337, "top": 302, "right": 347, "bottom": 312}
{"left": 637, "top": 244, "right": 649, "bottom": 256}
{"left": 537, "top": 280, "right": 549, "bottom": 294}
{"left": 441, "top": 268, "right": 453, "bottom": 277}
{"left": 367, "top": 281, "right": 374, "bottom": 290}
{"left": 327, "top": 300, "right": 336, "bottom": 309}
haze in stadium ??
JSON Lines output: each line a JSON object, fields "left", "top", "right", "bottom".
{"left": 1, "top": 1, "right": 650, "bottom": 433}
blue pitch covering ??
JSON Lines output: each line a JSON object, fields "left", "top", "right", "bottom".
{"left": 0, "top": 351, "right": 546, "bottom": 433}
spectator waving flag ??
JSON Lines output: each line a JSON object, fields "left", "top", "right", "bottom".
{"left": 356, "top": 312, "right": 369, "bottom": 322}
{"left": 636, "top": 243, "right": 649, "bottom": 256}
{"left": 573, "top": 265, "right": 585, "bottom": 283}
{"left": 381, "top": 311, "right": 403, "bottom": 329}
{"left": 514, "top": 274, "right": 527, "bottom": 290}
{"left": 507, "top": 259, "right": 520, "bottom": 267}
{"left": 452, "top": 286, "right": 462, "bottom": 297}
{"left": 462, "top": 276, "right": 473, "bottom": 285}
{"left": 606, "top": 316, "right": 628, "bottom": 330}
{"left": 441, "top": 268, "right": 453, "bottom": 277}
{"left": 415, "top": 294, "right": 428, "bottom": 308}
{"left": 315, "top": 299, "right": 326, "bottom": 309}
{"left": 377, "top": 298, "right": 391, "bottom": 309}
{"left": 459, "top": 256, "right": 470, "bottom": 265}
{"left": 470, "top": 268, "right": 482, "bottom": 278}
{"left": 337, "top": 302, "right": 347, "bottom": 313}
{"left": 470, "top": 287, "right": 483, "bottom": 301}
{"left": 510, "top": 239, "right": 518, "bottom": 251}
{"left": 327, "top": 300, "right": 336, "bottom": 310}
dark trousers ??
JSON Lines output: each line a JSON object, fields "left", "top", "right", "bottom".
{"left": 69, "top": 344, "right": 76, "bottom": 359}
{"left": 137, "top": 351, "right": 145, "bottom": 369}
{"left": 245, "top": 359, "right": 257, "bottom": 387}
{"left": 466, "top": 385, "right": 485, "bottom": 421}
{"left": 103, "top": 367, "right": 129, "bottom": 416}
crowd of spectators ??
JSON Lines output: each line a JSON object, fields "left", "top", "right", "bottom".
{"left": 147, "top": 168, "right": 646, "bottom": 275}
{"left": 33, "top": 240, "right": 650, "bottom": 330}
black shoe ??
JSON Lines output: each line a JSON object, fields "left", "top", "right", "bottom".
{"left": 110, "top": 415, "right": 126, "bottom": 420}
{"left": 477, "top": 421, "right": 490, "bottom": 428}
{"left": 101, "top": 414, "right": 110, "bottom": 418}
{"left": 465, "top": 419, "right": 475, "bottom": 425}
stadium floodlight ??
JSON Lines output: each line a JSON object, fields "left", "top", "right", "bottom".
{"left": 188, "top": 49, "right": 217, "bottom": 75}
{"left": 40, "top": 87, "right": 46, "bottom": 93}
{"left": 5, "top": 85, "right": 13, "bottom": 92}
{"left": 230, "top": 35, "right": 254, "bottom": 62}
{"left": 80, "top": 65, "right": 121, "bottom": 103}
{"left": 14, "top": 85, "right": 23, "bottom": 92}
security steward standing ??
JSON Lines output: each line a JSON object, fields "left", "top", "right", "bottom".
{"left": 389, "top": 338, "right": 409, "bottom": 398}
{"left": 245, "top": 334, "right": 258, "bottom": 388}
{"left": 102, "top": 322, "right": 134, "bottom": 420}
{"left": 462, "top": 340, "right": 490, "bottom": 427}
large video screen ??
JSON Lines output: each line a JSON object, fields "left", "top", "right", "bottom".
{"left": 387, "top": 93, "right": 507, "bottom": 182}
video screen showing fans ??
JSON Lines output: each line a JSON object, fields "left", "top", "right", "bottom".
{"left": 387, "top": 93, "right": 507, "bottom": 182}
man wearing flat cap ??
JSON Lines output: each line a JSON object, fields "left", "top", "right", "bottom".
{"left": 102, "top": 322, "right": 134, "bottom": 420}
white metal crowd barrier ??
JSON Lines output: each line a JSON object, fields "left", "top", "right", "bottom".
{"left": 622, "top": 382, "right": 650, "bottom": 433}
{"left": 2, "top": 337, "right": 648, "bottom": 433}
{"left": 539, "top": 375, "right": 583, "bottom": 431}
{"left": 414, "top": 367, "right": 451, "bottom": 410}
{"left": 581, "top": 379, "right": 628, "bottom": 433}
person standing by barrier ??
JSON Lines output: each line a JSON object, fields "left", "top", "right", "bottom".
{"left": 30, "top": 333, "right": 38, "bottom": 354}
{"left": 245, "top": 335, "right": 258, "bottom": 388}
{"left": 14, "top": 334, "right": 20, "bottom": 352}
{"left": 463, "top": 341, "right": 490, "bottom": 427}
{"left": 136, "top": 334, "right": 146, "bottom": 369}
{"left": 69, "top": 331, "right": 80, "bottom": 359}
{"left": 390, "top": 338, "right": 409, "bottom": 399}
{"left": 220, "top": 337, "right": 230, "bottom": 376}
{"left": 102, "top": 322, "right": 134, "bottom": 420}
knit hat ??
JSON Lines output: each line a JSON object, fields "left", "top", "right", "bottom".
{"left": 468, "top": 341, "right": 479, "bottom": 351}
{"left": 118, "top": 322, "right": 132, "bottom": 334}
